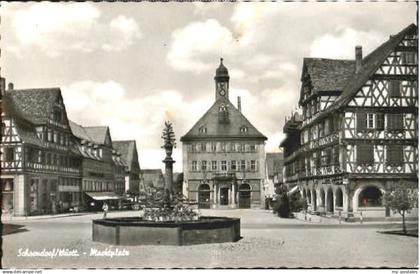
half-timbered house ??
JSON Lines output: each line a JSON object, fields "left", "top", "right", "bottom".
{"left": 281, "top": 24, "right": 418, "bottom": 219}
{"left": 181, "top": 59, "right": 267, "bottom": 209}
{"left": 1, "top": 84, "right": 82, "bottom": 216}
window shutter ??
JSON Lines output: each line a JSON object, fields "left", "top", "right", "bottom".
{"left": 357, "top": 144, "right": 374, "bottom": 164}
{"left": 387, "top": 145, "right": 403, "bottom": 165}
{"left": 356, "top": 113, "right": 366, "bottom": 132}
{"left": 389, "top": 80, "right": 401, "bottom": 97}
{"left": 387, "top": 114, "right": 404, "bottom": 131}
{"left": 376, "top": 113, "right": 385, "bottom": 130}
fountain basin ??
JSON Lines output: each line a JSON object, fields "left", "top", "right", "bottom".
{"left": 92, "top": 216, "right": 241, "bottom": 246}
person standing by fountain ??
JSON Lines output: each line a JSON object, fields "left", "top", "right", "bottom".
{"left": 102, "top": 202, "right": 109, "bottom": 219}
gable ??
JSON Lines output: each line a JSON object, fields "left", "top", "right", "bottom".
{"left": 181, "top": 98, "right": 267, "bottom": 142}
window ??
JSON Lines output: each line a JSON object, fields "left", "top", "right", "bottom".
{"left": 4, "top": 147, "right": 14, "bottom": 162}
{"left": 219, "top": 105, "right": 227, "bottom": 112}
{"left": 240, "top": 160, "right": 246, "bottom": 171}
{"left": 376, "top": 113, "right": 385, "bottom": 131}
{"left": 386, "top": 145, "right": 403, "bottom": 165}
{"left": 367, "top": 113, "right": 375, "bottom": 129}
{"left": 231, "top": 160, "right": 237, "bottom": 171}
{"left": 250, "top": 144, "right": 256, "bottom": 152}
{"left": 211, "top": 161, "right": 217, "bottom": 171}
{"left": 356, "top": 113, "right": 367, "bottom": 132}
{"left": 230, "top": 143, "right": 236, "bottom": 152}
{"left": 200, "top": 143, "right": 207, "bottom": 152}
{"left": 211, "top": 143, "right": 217, "bottom": 152}
{"left": 47, "top": 130, "right": 52, "bottom": 142}
{"left": 356, "top": 144, "right": 374, "bottom": 164}
{"left": 389, "top": 80, "right": 401, "bottom": 98}
{"left": 250, "top": 160, "right": 256, "bottom": 171}
{"left": 199, "top": 126, "right": 207, "bottom": 133}
{"left": 221, "top": 161, "right": 227, "bottom": 171}
{"left": 324, "top": 119, "right": 330, "bottom": 135}
{"left": 318, "top": 124, "right": 324, "bottom": 137}
{"left": 401, "top": 51, "right": 416, "bottom": 65}
{"left": 192, "top": 161, "right": 198, "bottom": 171}
{"left": 201, "top": 160, "right": 207, "bottom": 171}
{"left": 221, "top": 143, "right": 226, "bottom": 152}
{"left": 240, "top": 126, "right": 248, "bottom": 133}
{"left": 239, "top": 144, "right": 245, "bottom": 152}
{"left": 191, "top": 144, "right": 196, "bottom": 152}
{"left": 333, "top": 146, "right": 340, "bottom": 164}
{"left": 387, "top": 114, "right": 404, "bottom": 131}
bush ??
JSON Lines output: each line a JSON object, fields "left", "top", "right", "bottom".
{"left": 272, "top": 184, "right": 308, "bottom": 218}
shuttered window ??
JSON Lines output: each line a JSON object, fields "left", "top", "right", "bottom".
{"left": 376, "top": 113, "right": 385, "bottom": 131}
{"left": 389, "top": 80, "right": 401, "bottom": 98}
{"left": 386, "top": 145, "right": 403, "bottom": 165}
{"left": 401, "top": 51, "right": 416, "bottom": 65}
{"left": 387, "top": 114, "right": 404, "bottom": 131}
{"left": 356, "top": 144, "right": 374, "bottom": 164}
{"left": 356, "top": 113, "right": 367, "bottom": 132}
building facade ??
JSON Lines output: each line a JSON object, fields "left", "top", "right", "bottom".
{"left": 281, "top": 24, "right": 418, "bottom": 218}
{"left": 69, "top": 121, "right": 126, "bottom": 210}
{"left": 1, "top": 84, "right": 82, "bottom": 216}
{"left": 264, "top": 152, "right": 284, "bottom": 198}
{"left": 113, "top": 140, "right": 141, "bottom": 200}
{"left": 181, "top": 59, "right": 267, "bottom": 209}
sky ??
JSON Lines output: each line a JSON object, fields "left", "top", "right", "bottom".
{"left": 1, "top": 2, "right": 416, "bottom": 172}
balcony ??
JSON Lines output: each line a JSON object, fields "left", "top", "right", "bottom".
{"left": 212, "top": 171, "right": 236, "bottom": 181}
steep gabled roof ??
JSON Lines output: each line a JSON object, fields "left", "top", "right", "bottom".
{"left": 181, "top": 98, "right": 267, "bottom": 142}
{"left": 4, "top": 88, "right": 63, "bottom": 124}
{"left": 113, "top": 140, "right": 139, "bottom": 171}
{"left": 84, "top": 126, "right": 110, "bottom": 145}
{"left": 303, "top": 58, "right": 355, "bottom": 92}
{"left": 326, "top": 24, "right": 417, "bottom": 114}
{"left": 69, "top": 120, "right": 93, "bottom": 141}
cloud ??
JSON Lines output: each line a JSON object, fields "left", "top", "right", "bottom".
{"left": 309, "top": 27, "right": 384, "bottom": 59}
{"left": 167, "top": 19, "right": 235, "bottom": 72}
{"left": 61, "top": 80, "right": 211, "bottom": 171}
{"left": 9, "top": 3, "right": 142, "bottom": 57}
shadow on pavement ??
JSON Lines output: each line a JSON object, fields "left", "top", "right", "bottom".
{"left": 2, "top": 223, "right": 29, "bottom": 235}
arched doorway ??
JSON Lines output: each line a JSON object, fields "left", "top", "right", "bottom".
{"left": 326, "top": 188, "right": 334, "bottom": 213}
{"left": 359, "top": 186, "right": 382, "bottom": 207}
{"left": 336, "top": 188, "right": 343, "bottom": 207}
{"left": 320, "top": 188, "right": 325, "bottom": 208}
{"left": 312, "top": 189, "right": 317, "bottom": 211}
{"left": 238, "top": 184, "right": 251, "bottom": 208}
{"left": 198, "top": 184, "right": 211, "bottom": 209}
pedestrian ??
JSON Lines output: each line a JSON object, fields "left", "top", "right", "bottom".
{"left": 102, "top": 202, "right": 109, "bottom": 219}
{"left": 359, "top": 211, "right": 363, "bottom": 224}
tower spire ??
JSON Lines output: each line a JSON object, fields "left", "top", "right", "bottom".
{"left": 214, "top": 58, "right": 230, "bottom": 101}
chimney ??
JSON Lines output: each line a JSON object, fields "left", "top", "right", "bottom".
{"left": 8, "top": 82, "right": 14, "bottom": 90}
{"left": 355, "top": 46, "right": 363, "bottom": 73}
{"left": 237, "top": 96, "right": 241, "bottom": 112}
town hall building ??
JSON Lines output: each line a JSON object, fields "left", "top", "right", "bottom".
{"left": 181, "top": 59, "right": 267, "bottom": 209}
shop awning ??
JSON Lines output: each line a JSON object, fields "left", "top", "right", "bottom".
{"left": 85, "top": 192, "right": 124, "bottom": 201}
{"left": 287, "top": 185, "right": 300, "bottom": 196}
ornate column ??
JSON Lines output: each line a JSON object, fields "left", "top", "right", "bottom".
{"left": 161, "top": 121, "right": 176, "bottom": 198}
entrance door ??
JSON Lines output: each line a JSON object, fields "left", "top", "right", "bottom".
{"left": 238, "top": 184, "right": 251, "bottom": 208}
{"left": 220, "top": 188, "right": 229, "bottom": 205}
{"left": 198, "top": 184, "right": 211, "bottom": 209}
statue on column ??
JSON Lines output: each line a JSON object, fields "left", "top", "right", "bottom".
{"left": 161, "top": 121, "right": 176, "bottom": 203}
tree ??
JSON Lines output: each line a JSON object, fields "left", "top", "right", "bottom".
{"left": 273, "top": 183, "right": 290, "bottom": 218}
{"left": 289, "top": 192, "right": 308, "bottom": 213}
{"left": 384, "top": 182, "right": 418, "bottom": 234}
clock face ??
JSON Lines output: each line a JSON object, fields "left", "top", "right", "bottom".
{"left": 218, "top": 82, "right": 226, "bottom": 96}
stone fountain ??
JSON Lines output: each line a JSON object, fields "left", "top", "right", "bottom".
{"left": 92, "top": 121, "right": 241, "bottom": 246}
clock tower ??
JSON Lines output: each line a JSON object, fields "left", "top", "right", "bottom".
{"left": 214, "top": 58, "right": 230, "bottom": 101}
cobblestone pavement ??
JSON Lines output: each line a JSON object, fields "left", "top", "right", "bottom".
{"left": 2, "top": 209, "right": 418, "bottom": 268}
